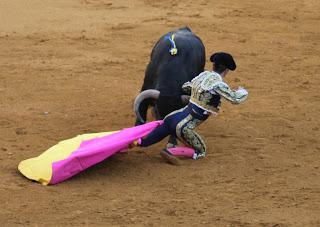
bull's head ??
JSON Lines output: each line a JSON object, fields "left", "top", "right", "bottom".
{"left": 134, "top": 89, "right": 190, "bottom": 124}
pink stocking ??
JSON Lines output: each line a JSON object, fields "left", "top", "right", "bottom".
{"left": 167, "top": 146, "right": 195, "bottom": 158}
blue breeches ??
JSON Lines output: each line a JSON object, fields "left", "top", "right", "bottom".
{"left": 140, "top": 103, "right": 208, "bottom": 154}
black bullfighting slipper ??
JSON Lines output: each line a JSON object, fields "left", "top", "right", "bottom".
{"left": 160, "top": 148, "right": 181, "bottom": 165}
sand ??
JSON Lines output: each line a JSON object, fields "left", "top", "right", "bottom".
{"left": 0, "top": 0, "right": 319, "bottom": 226}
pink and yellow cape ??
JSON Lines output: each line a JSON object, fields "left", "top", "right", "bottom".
{"left": 18, "top": 121, "right": 163, "bottom": 185}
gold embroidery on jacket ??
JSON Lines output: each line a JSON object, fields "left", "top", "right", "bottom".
{"left": 189, "top": 71, "right": 221, "bottom": 113}
{"left": 175, "top": 115, "right": 206, "bottom": 154}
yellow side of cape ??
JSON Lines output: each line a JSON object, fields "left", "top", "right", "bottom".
{"left": 18, "top": 131, "right": 117, "bottom": 185}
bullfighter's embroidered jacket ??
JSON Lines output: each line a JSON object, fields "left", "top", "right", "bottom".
{"left": 182, "top": 71, "right": 248, "bottom": 114}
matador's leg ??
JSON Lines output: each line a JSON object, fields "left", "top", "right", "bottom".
{"left": 176, "top": 115, "right": 206, "bottom": 159}
{"left": 181, "top": 129, "right": 206, "bottom": 159}
{"left": 139, "top": 123, "right": 170, "bottom": 147}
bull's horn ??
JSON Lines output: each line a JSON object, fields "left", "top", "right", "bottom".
{"left": 134, "top": 89, "right": 160, "bottom": 123}
{"left": 181, "top": 95, "right": 190, "bottom": 104}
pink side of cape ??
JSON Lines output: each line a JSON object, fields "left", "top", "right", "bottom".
{"left": 50, "top": 121, "right": 163, "bottom": 185}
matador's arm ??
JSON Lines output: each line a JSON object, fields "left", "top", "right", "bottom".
{"left": 213, "top": 82, "right": 248, "bottom": 104}
{"left": 182, "top": 81, "right": 192, "bottom": 94}
{"left": 181, "top": 72, "right": 206, "bottom": 95}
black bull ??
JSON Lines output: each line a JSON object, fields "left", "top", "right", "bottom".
{"left": 134, "top": 27, "right": 205, "bottom": 126}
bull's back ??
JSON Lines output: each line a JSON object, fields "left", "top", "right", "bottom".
{"left": 148, "top": 28, "right": 205, "bottom": 93}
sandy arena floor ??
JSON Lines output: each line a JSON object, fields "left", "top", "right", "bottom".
{"left": 0, "top": 0, "right": 319, "bottom": 226}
